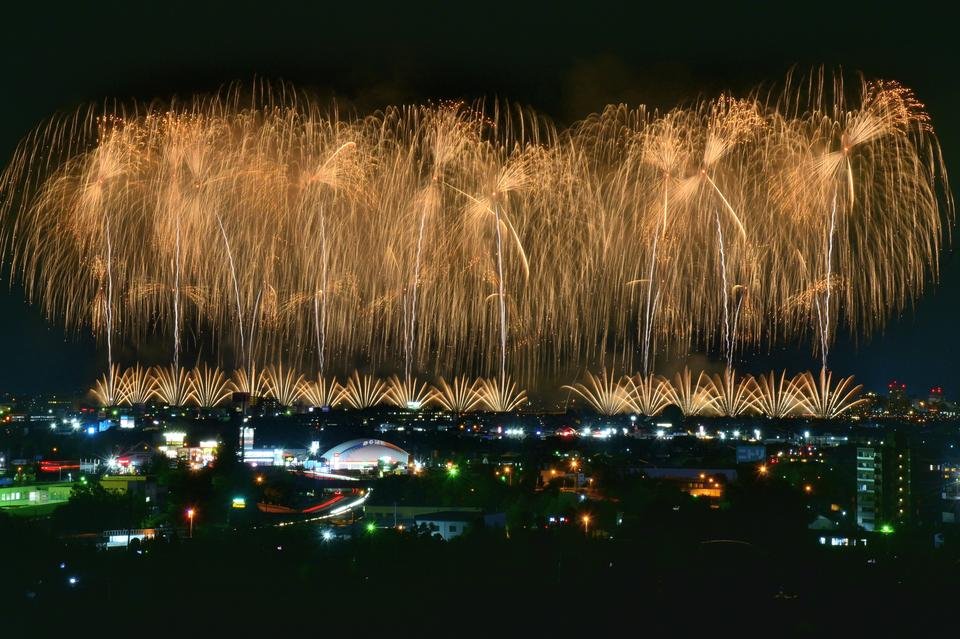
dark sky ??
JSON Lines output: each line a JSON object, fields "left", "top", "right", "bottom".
{"left": 0, "top": 1, "right": 957, "bottom": 396}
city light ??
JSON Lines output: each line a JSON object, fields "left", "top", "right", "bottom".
{"left": 0, "top": 59, "right": 953, "bottom": 621}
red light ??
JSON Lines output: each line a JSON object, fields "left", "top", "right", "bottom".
{"left": 301, "top": 493, "right": 346, "bottom": 514}
{"left": 39, "top": 461, "right": 81, "bottom": 473}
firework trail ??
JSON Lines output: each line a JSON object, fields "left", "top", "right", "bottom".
{"left": 0, "top": 74, "right": 949, "bottom": 392}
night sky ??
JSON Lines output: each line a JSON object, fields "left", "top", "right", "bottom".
{"left": 1, "top": 1, "right": 956, "bottom": 396}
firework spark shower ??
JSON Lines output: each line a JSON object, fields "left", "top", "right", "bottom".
{"left": 0, "top": 73, "right": 951, "bottom": 393}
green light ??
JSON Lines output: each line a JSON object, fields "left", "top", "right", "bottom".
{"left": 879, "top": 524, "right": 894, "bottom": 534}
{"left": 447, "top": 464, "right": 459, "bottom": 478}
{"left": 365, "top": 522, "right": 376, "bottom": 533}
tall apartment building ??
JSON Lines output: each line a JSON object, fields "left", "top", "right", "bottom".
{"left": 856, "top": 438, "right": 911, "bottom": 531}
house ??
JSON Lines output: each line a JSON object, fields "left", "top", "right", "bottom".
{"left": 414, "top": 511, "right": 505, "bottom": 540}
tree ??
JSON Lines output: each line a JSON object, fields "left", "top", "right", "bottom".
{"left": 53, "top": 480, "right": 147, "bottom": 534}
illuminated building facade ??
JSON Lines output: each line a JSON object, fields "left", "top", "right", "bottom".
{"left": 321, "top": 439, "right": 411, "bottom": 472}
{"left": 940, "top": 463, "right": 960, "bottom": 524}
{"left": 0, "top": 482, "right": 73, "bottom": 510}
{"left": 886, "top": 380, "right": 910, "bottom": 416}
{"left": 641, "top": 468, "right": 735, "bottom": 500}
{"left": 857, "top": 437, "right": 911, "bottom": 532}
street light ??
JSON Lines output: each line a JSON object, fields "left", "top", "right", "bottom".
{"left": 186, "top": 508, "right": 196, "bottom": 538}
{"left": 581, "top": 514, "right": 591, "bottom": 535}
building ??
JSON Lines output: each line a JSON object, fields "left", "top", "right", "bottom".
{"left": 365, "top": 504, "right": 482, "bottom": 529}
{"left": 940, "top": 463, "right": 960, "bottom": 524}
{"left": 0, "top": 482, "right": 73, "bottom": 513}
{"left": 158, "top": 433, "right": 220, "bottom": 469}
{"left": 102, "top": 527, "right": 166, "bottom": 548}
{"left": 886, "top": 380, "right": 909, "bottom": 416}
{"left": 320, "top": 439, "right": 411, "bottom": 472}
{"left": 640, "top": 468, "right": 736, "bottom": 500}
{"left": 238, "top": 426, "right": 290, "bottom": 467}
{"left": 917, "top": 387, "right": 959, "bottom": 418}
{"left": 856, "top": 437, "right": 910, "bottom": 532}
{"left": 929, "top": 386, "right": 945, "bottom": 405}
{"left": 413, "top": 511, "right": 505, "bottom": 540}
{"left": 100, "top": 475, "right": 162, "bottom": 507}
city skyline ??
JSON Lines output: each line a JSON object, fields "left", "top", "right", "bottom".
{"left": 3, "top": 3, "right": 960, "bottom": 630}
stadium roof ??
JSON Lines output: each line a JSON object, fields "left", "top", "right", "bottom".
{"left": 320, "top": 439, "right": 409, "bottom": 465}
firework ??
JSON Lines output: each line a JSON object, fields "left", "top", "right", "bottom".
{"left": 263, "top": 364, "right": 305, "bottom": 407}
{"left": 1, "top": 74, "right": 949, "bottom": 389}
{"left": 232, "top": 364, "right": 265, "bottom": 397}
{"left": 386, "top": 375, "right": 435, "bottom": 409}
{"left": 338, "top": 371, "right": 388, "bottom": 409}
{"left": 663, "top": 367, "right": 719, "bottom": 417}
{"left": 563, "top": 371, "right": 634, "bottom": 416}
{"left": 475, "top": 376, "right": 527, "bottom": 413}
{"left": 433, "top": 376, "right": 483, "bottom": 413}
{"left": 753, "top": 370, "right": 802, "bottom": 418}
{"left": 91, "top": 364, "right": 123, "bottom": 407}
{"left": 794, "top": 369, "right": 866, "bottom": 419}
{"left": 628, "top": 373, "right": 671, "bottom": 416}
{"left": 297, "top": 374, "right": 341, "bottom": 408}
{"left": 711, "top": 369, "right": 757, "bottom": 417}
{"left": 85, "top": 363, "right": 869, "bottom": 420}
{"left": 152, "top": 365, "right": 191, "bottom": 407}
{"left": 188, "top": 364, "right": 234, "bottom": 408}
{"left": 119, "top": 364, "right": 155, "bottom": 406}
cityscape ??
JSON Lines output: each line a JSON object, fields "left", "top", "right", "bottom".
{"left": 2, "top": 1, "right": 959, "bottom": 633}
